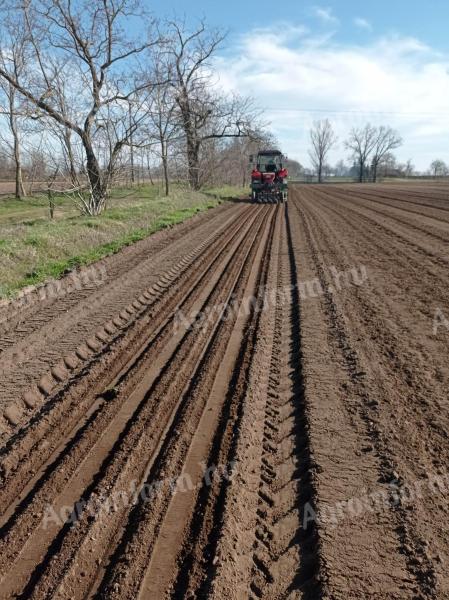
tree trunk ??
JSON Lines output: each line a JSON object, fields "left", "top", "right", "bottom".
{"left": 83, "top": 135, "right": 105, "bottom": 215}
{"left": 372, "top": 161, "right": 378, "bottom": 183}
{"left": 129, "top": 104, "right": 135, "bottom": 185}
{"left": 178, "top": 97, "right": 201, "bottom": 190}
{"left": 146, "top": 153, "right": 154, "bottom": 185}
{"left": 8, "top": 87, "right": 26, "bottom": 199}
{"left": 318, "top": 161, "right": 323, "bottom": 183}
{"left": 161, "top": 140, "right": 169, "bottom": 196}
{"left": 129, "top": 141, "right": 135, "bottom": 185}
{"left": 359, "top": 161, "right": 364, "bottom": 183}
{"left": 14, "top": 145, "right": 26, "bottom": 199}
{"left": 187, "top": 140, "right": 200, "bottom": 190}
{"left": 64, "top": 128, "right": 78, "bottom": 187}
{"left": 163, "top": 158, "right": 169, "bottom": 196}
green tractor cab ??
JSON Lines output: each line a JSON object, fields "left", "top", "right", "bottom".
{"left": 250, "top": 150, "right": 288, "bottom": 204}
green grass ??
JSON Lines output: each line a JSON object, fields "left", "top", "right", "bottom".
{"left": 0, "top": 183, "right": 236, "bottom": 299}
{"left": 204, "top": 185, "right": 249, "bottom": 200}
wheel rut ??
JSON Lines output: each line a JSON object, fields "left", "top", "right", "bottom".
{"left": 2, "top": 183, "right": 448, "bottom": 599}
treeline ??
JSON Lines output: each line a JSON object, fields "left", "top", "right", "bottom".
{"left": 306, "top": 119, "right": 449, "bottom": 182}
{"left": 307, "top": 120, "right": 404, "bottom": 183}
{"left": 0, "top": 1, "right": 268, "bottom": 214}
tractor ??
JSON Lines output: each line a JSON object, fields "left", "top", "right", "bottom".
{"left": 250, "top": 150, "right": 288, "bottom": 203}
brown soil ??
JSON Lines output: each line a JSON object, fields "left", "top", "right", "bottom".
{"left": 0, "top": 184, "right": 449, "bottom": 599}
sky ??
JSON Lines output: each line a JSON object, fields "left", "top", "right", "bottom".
{"left": 155, "top": 0, "right": 449, "bottom": 171}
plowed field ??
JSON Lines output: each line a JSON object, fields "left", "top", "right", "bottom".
{"left": 1, "top": 183, "right": 449, "bottom": 599}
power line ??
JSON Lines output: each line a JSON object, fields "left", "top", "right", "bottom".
{"left": 265, "top": 107, "right": 449, "bottom": 117}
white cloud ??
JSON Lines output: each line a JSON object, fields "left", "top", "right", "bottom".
{"left": 354, "top": 17, "right": 372, "bottom": 31}
{"left": 313, "top": 6, "right": 339, "bottom": 26}
{"left": 215, "top": 26, "right": 449, "bottom": 170}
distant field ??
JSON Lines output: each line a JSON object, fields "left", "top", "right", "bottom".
{"left": 0, "top": 179, "right": 154, "bottom": 196}
{"left": 0, "top": 184, "right": 246, "bottom": 298}
{"left": 0, "top": 181, "right": 33, "bottom": 196}
{"left": 0, "top": 181, "right": 51, "bottom": 197}
{"left": 291, "top": 176, "right": 449, "bottom": 184}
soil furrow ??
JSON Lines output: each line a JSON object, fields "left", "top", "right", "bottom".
{"left": 1, "top": 183, "right": 449, "bottom": 599}
{"left": 290, "top": 186, "right": 447, "bottom": 598}
{"left": 0, "top": 206, "right": 266, "bottom": 598}
{"left": 0, "top": 203, "right": 247, "bottom": 412}
{"left": 0, "top": 203, "right": 257, "bottom": 514}
{"left": 2, "top": 207, "right": 271, "bottom": 599}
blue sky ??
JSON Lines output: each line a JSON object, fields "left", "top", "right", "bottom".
{"left": 155, "top": 1, "right": 449, "bottom": 170}
{"left": 162, "top": 1, "right": 449, "bottom": 53}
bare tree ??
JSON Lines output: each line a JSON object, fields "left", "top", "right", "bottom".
{"left": 166, "top": 21, "right": 260, "bottom": 189}
{"left": 0, "top": 0, "right": 158, "bottom": 214}
{"left": 0, "top": 86, "right": 27, "bottom": 198}
{"left": 145, "top": 51, "right": 181, "bottom": 196}
{"left": 149, "top": 90, "right": 178, "bottom": 196}
{"left": 0, "top": 13, "right": 29, "bottom": 198}
{"left": 403, "top": 159, "right": 415, "bottom": 177}
{"left": 284, "top": 158, "right": 304, "bottom": 179}
{"left": 308, "top": 119, "right": 337, "bottom": 183}
{"left": 378, "top": 152, "right": 398, "bottom": 178}
{"left": 334, "top": 159, "right": 349, "bottom": 177}
{"left": 430, "top": 159, "right": 449, "bottom": 177}
{"left": 371, "top": 126, "right": 402, "bottom": 182}
{"left": 27, "top": 56, "right": 85, "bottom": 189}
{"left": 345, "top": 124, "right": 377, "bottom": 183}
{"left": 197, "top": 129, "right": 276, "bottom": 188}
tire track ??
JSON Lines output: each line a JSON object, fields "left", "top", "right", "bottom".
{"left": 1, "top": 183, "right": 448, "bottom": 599}
{"left": 0, "top": 202, "right": 234, "bottom": 340}
{"left": 339, "top": 184, "right": 449, "bottom": 220}
{"left": 290, "top": 186, "right": 443, "bottom": 598}
{"left": 248, "top": 203, "right": 321, "bottom": 600}
{"left": 111, "top": 205, "right": 279, "bottom": 600}
{"left": 0, "top": 204, "right": 257, "bottom": 515}
{"left": 3, "top": 206, "right": 272, "bottom": 597}
{"left": 0, "top": 203, "right": 245, "bottom": 416}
